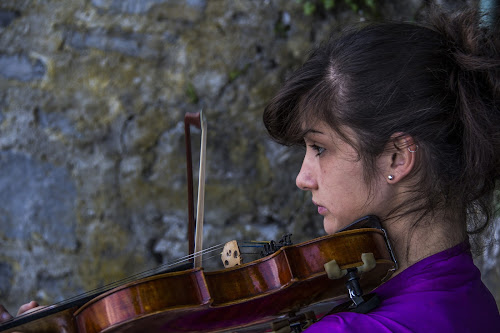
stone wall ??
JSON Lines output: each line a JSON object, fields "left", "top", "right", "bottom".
{"left": 0, "top": 0, "right": 498, "bottom": 315}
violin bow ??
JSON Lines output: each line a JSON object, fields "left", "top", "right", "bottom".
{"left": 194, "top": 110, "right": 207, "bottom": 268}
{"left": 184, "top": 110, "right": 207, "bottom": 268}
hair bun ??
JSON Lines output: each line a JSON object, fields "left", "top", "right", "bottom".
{"left": 427, "top": 7, "right": 500, "bottom": 98}
{"left": 424, "top": 7, "right": 500, "bottom": 215}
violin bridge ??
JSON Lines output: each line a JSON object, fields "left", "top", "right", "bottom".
{"left": 221, "top": 240, "right": 243, "bottom": 268}
{"left": 324, "top": 252, "right": 376, "bottom": 280}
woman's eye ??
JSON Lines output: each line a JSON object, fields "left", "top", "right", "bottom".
{"left": 310, "top": 144, "right": 325, "bottom": 156}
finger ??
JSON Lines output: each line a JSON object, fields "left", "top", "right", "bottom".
{"left": 0, "top": 304, "right": 14, "bottom": 323}
{"left": 17, "top": 301, "right": 39, "bottom": 316}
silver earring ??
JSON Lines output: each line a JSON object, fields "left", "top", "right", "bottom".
{"left": 388, "top": 175, "right": 394, "bottom": 180}
{"left": 408, "top": 145, "right": 419, "bottom": 153}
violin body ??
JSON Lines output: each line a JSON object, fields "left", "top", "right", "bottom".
{"left": 2, "top": 227, "right": 395, "bottom": 333}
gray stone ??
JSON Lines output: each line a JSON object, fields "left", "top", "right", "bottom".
{"left": 0, "top": 262, "right": 13, "bottom": 298}
{"left": 0, "top": 151, "right": 77, "bottom": 251}
{"left": 0, "top": 54, "right": 46, "bottom": 81}
{"left": 0, "top": 10, "right": 20, "bottom": 28}
{"left": 63, "top": 28, "right": 168, "bottom": 59}
{"left": 91, "top": 0, "right": 207, "bottom": 20}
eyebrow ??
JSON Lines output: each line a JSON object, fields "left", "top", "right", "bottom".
{"left": 303, "top": 129, "right": 325, "bottom": 136}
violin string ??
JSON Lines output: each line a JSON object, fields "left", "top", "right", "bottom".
{"left": 10, "top": 239, "right": 267, "bottom": 322}
{"left": 11, "top": 242, "right": 229, "bottom": 321}
{"left": 167, "top": 242, "right": 226, "bottom": 266}
{"left": 84, "top": 243, "right": 227, "bottom": 292}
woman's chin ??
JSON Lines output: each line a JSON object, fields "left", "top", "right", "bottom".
{"left": 323, "top": 218, "right": 339, "bottom": 235}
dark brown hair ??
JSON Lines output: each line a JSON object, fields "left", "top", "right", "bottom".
{"left": 263, "top": 8, "right": 500, "bottom": 240}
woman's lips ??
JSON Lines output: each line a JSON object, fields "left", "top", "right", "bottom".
{"left": 313, "top": 201, "right": 328, "bottom": 215}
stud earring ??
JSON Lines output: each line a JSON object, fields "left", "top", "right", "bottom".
{"left": 388, "top": 175, "right": 394, "bottom": 180}
{"left": 408, "top": 145, "right": 419, "bottom": 153}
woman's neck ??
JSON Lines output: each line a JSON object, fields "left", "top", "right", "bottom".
{"left": 383, "top": 210, "right": 467, "bottom": 277}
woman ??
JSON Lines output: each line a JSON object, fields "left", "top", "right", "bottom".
{"left": 2, "top": 6, "right": 499, "bottom": 333}
{"left": 263, "top": 6, "right": 500, "bottom": 332}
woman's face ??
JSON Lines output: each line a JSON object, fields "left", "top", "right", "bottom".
{"left": 296, "top": 121, "right": 392, "bottom": 234}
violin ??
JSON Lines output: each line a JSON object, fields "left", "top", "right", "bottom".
{"left": 0, "top": 112, "right": 397, "bottom": 332}
{"left": 0, "top": 222, "right": 396, "bottom": 333}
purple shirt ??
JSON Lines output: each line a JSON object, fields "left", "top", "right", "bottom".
{"left": 305, "top": 242, "right": 500, "bottom": 332}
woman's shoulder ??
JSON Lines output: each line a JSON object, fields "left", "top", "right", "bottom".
{"left": 305, "top": 243, "right": 500, "bottom": 332}
{"left": 306, "top": 285, "right": 499, "bottom": 332}
{"left": 306, "top": 300, "right": 499, "bottom": 332}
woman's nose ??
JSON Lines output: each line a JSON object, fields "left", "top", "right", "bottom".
{"left": 296, "top": 159, "right": 317, "bottom": 191}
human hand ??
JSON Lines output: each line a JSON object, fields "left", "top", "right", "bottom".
{"left": 0, "top": 301, "right": 39, "bottom": 323}
{"left": 16, "top": 301, "right": 40, "bottom": 316}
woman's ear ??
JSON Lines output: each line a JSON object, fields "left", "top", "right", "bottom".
{"left": 384, "top": 133, "right": 418, "bottom": 184}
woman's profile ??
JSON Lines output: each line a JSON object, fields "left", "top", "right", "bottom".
{"left": 263, "top": 5, "right": 500, "bottom": 332}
